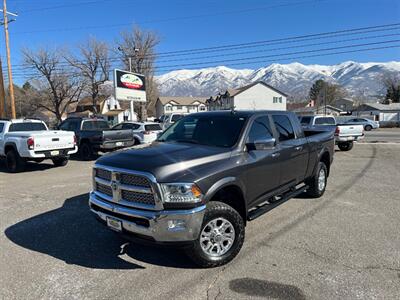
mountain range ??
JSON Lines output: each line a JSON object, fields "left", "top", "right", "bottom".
{"left": 156, "top": 61, "right": 400, "bottom": 102}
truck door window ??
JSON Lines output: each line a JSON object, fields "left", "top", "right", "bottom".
{"left": 272, "top": 115, "right": 295, "bottom": 141}
{"left": 247, "top": 116, "right": 273, "bottom": 143}
{"left": 314, "top": 117, "right": 335, "bottom": 125}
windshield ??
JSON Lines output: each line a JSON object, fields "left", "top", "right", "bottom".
{"left": 82, "top": 120, "right": 110, "bottom": 130}
{"left": 158, "top": 114, "right": 247, "bottom": 148}
{"left": 145, "top": 124, "right": 162, "bottom": 131}
{"left": 9, "top": 122, "right": 47, "bottom": 132}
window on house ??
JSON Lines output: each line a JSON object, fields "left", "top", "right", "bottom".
{"left": 166, "top": 106, "right": 172, "bottom": 111}
{"left": 279, "top": 97, "right": 282, "bottom": 103}
{"left": 199, "top": 106, "right": 206, "bottom": 111}
{"left": 177, "top": 105, "right": 183, "bottom": 110}
{"left": 273, "top": 97, "right": 277, "bottom": 103}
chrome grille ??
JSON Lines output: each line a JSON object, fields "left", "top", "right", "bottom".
{"left": 120, "top": 173, "right": 151, "bottom": 188}
{"left": 96, "top": 182, "right": 112, "bottom": 197}
{"left": 121, "top": 190, "right": 155, "bottom": 205}
{"left": 96, "top": 168, "right": 112, "bottom": 181}
{"left": 93, "top": 166, "right": 160, "bottom": 210}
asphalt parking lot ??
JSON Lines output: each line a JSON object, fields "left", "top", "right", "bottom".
{"left": 1, "top": 143, "right": 400, "bottom": 299}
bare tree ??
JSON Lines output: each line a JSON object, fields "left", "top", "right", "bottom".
{"left": 116, "top": 26, "right": 160, "bottom": 120}
{"left": 309, "top": 79, "right": 346, "bottom": 106}
{"left": 65, "top": 38, "right": 110, "bottom": 113}
{"left": 383, "top": 74, "right": 400, "bottom": 103}
{"left": 22, "top": 48, "right": 84, "bottom": 122}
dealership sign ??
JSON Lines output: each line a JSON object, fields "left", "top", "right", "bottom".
{"left": 114, "top": 69, "right": 146, "bottom": 102}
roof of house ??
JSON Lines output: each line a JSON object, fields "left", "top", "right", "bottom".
{"left": 103, "top": 109, "right": 125, "bottom": 116}
{"left": 294, "top": 105, "right": 343, "bottom": 113}
{"left": 226, "top": 81, "right": 288, "bottom": 98}
{"left": 358, "top": 103, "right": 400, "bottom": 111}
{"left": 158, "top": 96, "right": 208, "bottom": 106}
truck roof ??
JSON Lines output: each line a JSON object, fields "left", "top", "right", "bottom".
{"left": 188, "top": 110, "right": 291, "bottom": 118}
{"left": 0, "top": 118, "right": 44, "bottom": 123}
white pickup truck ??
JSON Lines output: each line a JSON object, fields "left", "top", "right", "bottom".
{"left": 299, "top": 115, "right": 364, "bottom": 151}
{"left": 0, "top": 119, "right": 77, "bottom": 172}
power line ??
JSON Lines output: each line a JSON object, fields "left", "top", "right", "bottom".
{"left": 13, "top": 0, "right": 326, "bottom": 34}
{"left": 6, "top": 23, "right": 400, "bottom": 72}
{"left": 9, "top": 40, "right": 400, "bottom": 79}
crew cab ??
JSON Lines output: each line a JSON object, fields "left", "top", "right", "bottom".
{"left": 89, "top": 110, "right": 334, "bottom": 267}
{"left": 299, "top": 115, "right": 364, "bottom": 151}
{"left": 0, "top": 118, "right": 77, "bottom": 172}
{"left": 58, "top": 117, "right": 134, "bottom": 160}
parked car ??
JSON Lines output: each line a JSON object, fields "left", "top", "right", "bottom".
{"left": 0, "top": 118, "right": 77, "bottom": 172}
{"left": 89, "top": 110, "right": 334, "bottom": 267}
{"left": 57, "top": 117, "right": 134, "bottom": 160}
{"left": 157, "top": 113, "right": 187, "bottom": 130}
{"left": 345, "top": 117, "right": 379, "bottom": 131}
{"left": 299, "top": 115, "right": 364, "bottom": 151}
{"left": 112, "top": 122, "right": 163, "bottom": 144}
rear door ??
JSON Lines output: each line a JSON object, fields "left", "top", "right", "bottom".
{"left": 271, "top": 114, "right": 308, "bottom": 186}
{"left": 243, "top": 115, "right": 281, "bottom": 205}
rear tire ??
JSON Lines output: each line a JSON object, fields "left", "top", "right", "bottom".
{"left": 305, "top": 161, "right": 328, "bottom": 198}
{"left": 52, "top": 157, "right": 69, "bottom": 167}
{"left": 5, "top": 150, "right": 26, "bottom": 173}
{"left": 338, "top": 141, "right": 353, "bottom": 151}
{"left": 79, "top": 142, "right": 93, "bottom": 160}
{"left": 185, "top": 201, "right": 245, "bottom": 268}
{"left": 364, "top": 125, "right": 372, "bottom": 131}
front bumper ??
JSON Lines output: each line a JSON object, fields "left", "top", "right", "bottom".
{"left": 89, "top": 192, "right": 206, "bottom": 243}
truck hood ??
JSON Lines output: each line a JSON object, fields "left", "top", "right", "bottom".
{"left": 96, "top": 142, "right": 232, "bottom": 182}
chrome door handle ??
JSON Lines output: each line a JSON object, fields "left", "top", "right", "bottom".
{"left": 272, "top": 152, "right": 280, "bottom": 158}
{"left": 295, "top": 146, "right": 302, "bottom": 151}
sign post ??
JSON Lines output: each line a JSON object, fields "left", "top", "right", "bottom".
{"left": 114, "top": 69, "right": 146, "bottom": 121}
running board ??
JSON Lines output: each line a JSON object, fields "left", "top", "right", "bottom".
{"left": 247, "top": 185, "right": 308, "bottom": 221}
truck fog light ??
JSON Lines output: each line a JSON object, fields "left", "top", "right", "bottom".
{"left": 168, "top": 219, "right": 186, "bottom": 231}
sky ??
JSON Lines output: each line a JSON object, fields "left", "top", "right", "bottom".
{"left": 1, "top": 0, "right": 399, "bottom": 84}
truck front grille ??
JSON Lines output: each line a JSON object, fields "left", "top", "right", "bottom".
{"left": 121, "top": 190, "right": 155, "bottom": 205}
{"left": 93, "top": 165, "right": 160, "bottom": 210}
{"left": 120, "top": 173, "right": 151, "bottom": 188}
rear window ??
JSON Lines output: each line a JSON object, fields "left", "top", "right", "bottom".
{"left": 314, "top": 117, "right": 335, "bottom": 125}
{"left": 0, "top": 123, "right": 4, "bottom": 133}
{"left": 171, "top": 114, "right": 184, "bottom": 122}
{"left": 300, "top": 116, "right": 312, "bottom": 126}
{"left": 9, "top": 122, "right": 47, "bottom": 132}
{"left": 82, "top": 120, "right": 109, "bottom": 130}
{"left": 272, "top": 115, "right": 295, "bottom": 141}
{"left": 145, "top": 124, "right": 162, "bottom": 131}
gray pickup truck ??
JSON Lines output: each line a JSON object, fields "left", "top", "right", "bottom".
{"left": 89, "top": 110, "right": 334, "bottom": 267}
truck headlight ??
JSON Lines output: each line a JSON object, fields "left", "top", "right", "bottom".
{"left": 160, "top": 183, "right": 203, "bottom": 203}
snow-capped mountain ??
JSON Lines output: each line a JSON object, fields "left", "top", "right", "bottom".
{"left": 156, "top": 61, "right": 400, "bottom": 101}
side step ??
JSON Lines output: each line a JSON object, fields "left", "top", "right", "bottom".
{"left": 247, "top": 185, "right": 308, "bottom": 221}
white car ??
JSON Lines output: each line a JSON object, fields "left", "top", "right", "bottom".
{"left": 112, "top": 122, "right": 163, "bottom": 144}
{"left": 0, "top": 119, "right": 77, "bottom": 172}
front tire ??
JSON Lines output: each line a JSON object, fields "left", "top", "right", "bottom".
{"left": 52, "top": 157, "right": 69, "bottom": 167}
{"left": 338, "top": 141, "right": 353, "bottom": 151}
{"left": 79, "top": 142, "right": 93, "bottom": 160}
{"left": 185, "top": 201, "right": 245, "bottom": 268}
{"left": 5, "top": 150, "right": 26, "bottom": 173}
{"left": 305, "top": 161, "right": 328, "bottom": 198}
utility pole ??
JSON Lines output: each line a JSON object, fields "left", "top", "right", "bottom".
{"left": 324, "top": 83, "right": 327, "bottom": 116}
{"left": 0, "top": 57, "right": 6, "bottom": 118}
{"left": 1, "top": 0, "right": 17, "bottom": 119}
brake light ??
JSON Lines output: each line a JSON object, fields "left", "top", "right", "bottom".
{"left": 335, "top": 127, "right": 340, "bottom": 135}
{"left": 27, "top": 137, "right": 34, "bottom": 150}
{"left": 73, "top": 135, "right": 77, "bottom": 145}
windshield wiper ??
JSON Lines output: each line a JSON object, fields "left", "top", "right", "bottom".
{"left": 174, "top": 139, "right": 200, "bottom": 144}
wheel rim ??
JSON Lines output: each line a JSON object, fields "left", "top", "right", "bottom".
{"left": 200, "top": 217, "right": 235, "bottom": 257}
{"left": 318, "top": 168, "right": 326, "bottom": 191}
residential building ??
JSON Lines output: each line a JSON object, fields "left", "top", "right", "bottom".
{"left": 72, "top": 95, "right": 137, "bottom": 125}
{"left": 207, "top": 81, "right": 287, "bottom": 111}
{"left": 155, "top": 96, "right": 208, "bottom": 118}
{"left": 354, "top": 103, "right": 400, "bottom": 122}
{"left": 332, "top": 98, "right": 354, "bottom": 111}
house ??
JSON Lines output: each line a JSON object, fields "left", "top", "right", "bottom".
{"left": 354, "top": 103, "right": 400, "bottom": 122}
{"left": 293, "top": 105, "right": 344, "bottom": 116}
{"left": 332, "top": 98, "right": 354, "bottom": 111}
{"left": 72, "top": 95, "right": 137, "bottom": 125}
{"left": 155, "top": 96, "right": 208, "bottom": 118}
{"left": 207, "top": 81, "right": 287, "bottom": 111}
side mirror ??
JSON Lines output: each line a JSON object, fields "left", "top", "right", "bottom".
{"left": 246, "top": 137, "right": 276, "bottom": 151}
